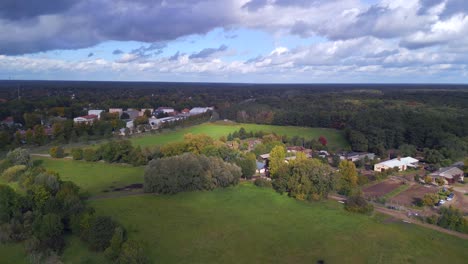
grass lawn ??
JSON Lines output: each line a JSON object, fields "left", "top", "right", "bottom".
{"left": 90, "top": 183, "right": 468, "bottom": 264}
{"left": 382, "top": 184, "right": 411, "bottom": 200}
{"left": 130, "top": 122, "right": 348, "bottom": 150}
{"left": 35, "top": 158, "right": 144, "bottom": 196}
{"left": 0, "top": 243, "right": 28, "bottom": 264}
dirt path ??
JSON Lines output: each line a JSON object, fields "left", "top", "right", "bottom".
{"left": 31, "top": 153, "right": 72, "bottom": 159}
{"left": 328, "top": 194, "right": 468, "bottom": 240}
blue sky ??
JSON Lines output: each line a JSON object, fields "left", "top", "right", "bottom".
{"left": 0, "top": 0, "right": 467, "bottom": 83}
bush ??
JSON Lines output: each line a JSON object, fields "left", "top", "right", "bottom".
{"left": 422, "top": 193, "right": 439, "bottom": 206}
{"left": 345, "top": 193, "right": 374, "bottom": 214}
{"left": 88, "top": 216, "right": 118, "bottom": 251}
{"left": 357, "top": 174, "right": 369, "bottom": 186}
{"left": 118, "top": 240, "right": 149, "bottom": 264}
{"left": 254, "top": 178, "right": 272, "bottom": 188}
{"left": 437, "top": 206, "right": 468, "bottom": 233}
{"left": 83, "top": 148, "right": 99, "bottom": 162}
{"left": 71, "top": 148, "right": 83, "bottom": 160}
{"left": 49, "top": 146, "right": 65, "bottom": 158}
{"left": 1, "top": 165, "right": 27, "bottom": 182}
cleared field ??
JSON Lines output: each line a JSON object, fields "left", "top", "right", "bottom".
{"left": 90, "top": 183, "right": 468, "bottom": 264}
{"left": 363, "top": 179, "right": 403, "bottom": 199}
{"left": 35, "top": 158, "right": 144, "bottom": 196}
{"left": 391, "top": 184, "right": 438, "bottom": 207}
{"left": 130, "top": 122, "right": 349, "bottom": 150}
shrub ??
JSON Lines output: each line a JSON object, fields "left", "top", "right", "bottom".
{"left": 254, "top": 178, "right": 272, "bottom": 188}
{"left": 357, "top": 174, "right": 369, "bottom": 186}
{"left": 1, "top": 165, "right": 27, "bottom": 182}
{"left": 71, "top": 148, "right": 83, "bottom": 160}
{"left": 437, "top": 206, "right": 468, "bottom": 233}
{"left": 83, "top": 148, "right": 99, "bottom": 162}
{"left": 425, "top": 215, "right": 438, "bottom": 224}
{"left": 49, "top": 146, "right": 65, "bottom": 158}
{"left": 422, "top": 193, "right": 439, "bottom": 206}
{"left": 88, "top": 216, "right": 118, "bottom": 251}
{"left": 118, "top": 240, "right": 149, "bottom": 264}
{"left": 345, "top": 193, "right": 374, "bottom": 214}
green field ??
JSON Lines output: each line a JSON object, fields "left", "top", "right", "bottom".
{"left": 89, "top": 183, "right": 467, "bottom": 264}
{"left": 0, "top": 243, "right": 28, "bottom": 264}
{"left": 130, "top": 122, "right": 348, "bottom": 150}
{"left": 35, "top": 158, "right": 144, "bottom": 196}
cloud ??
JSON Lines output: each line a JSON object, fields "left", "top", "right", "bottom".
{"left": 87, "top": 52, "right": 94, "bottom": 57}
{"left": 112, "top": 49, "right": 124, "bottom": 55}
{"left": 0, "top": 0, "right": 76, "bottom": 20}
{"left": 189, "top": 44, "right": 228, "bottom": 59}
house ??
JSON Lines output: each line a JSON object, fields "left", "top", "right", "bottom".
{"left": 181, "top": 108, "right": 190, "bottom": 115}
{"left": 156, "top": 107, "right": 175, "bottom": 114}
{"left": 374, "top": 157, "right": 419, "bottom": 172}
{"left": 429, "top": 167, "right": 464, "bottom": 184}
{"left": 88, "top": 110, "right": 104, "bottom": 119}
{"left": 341, "top": 152, "right": 376, "bottom": 162}
{"left": 256, "top": 161, "right": 266, "bottom": 174}
{"left": 260, "top": 154, "right": 270, "bottom": 160}
{"left": 109, "top": 108, "right": 123, "bottom": 117}
{"left": 124, "top": 109, "right": 139, "bottom": 120}
{"left": 73, "top": 114, "right": 98, "bottom": 124}
{"left": 189, "top": 107, "right": 214, "bottom": 115}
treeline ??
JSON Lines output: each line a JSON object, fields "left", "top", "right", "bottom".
{"left": 144, "top": 153, "right": 241, "bottom": 194}
{"left": 0, "top": 148, "right": 148, "bottom": 263}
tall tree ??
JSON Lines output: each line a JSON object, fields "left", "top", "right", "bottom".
{"left": 269, "top": 146, "right": 286, "bottom": 178}
{"left": 338, "top": 160, "right": 358, "bottom": 196}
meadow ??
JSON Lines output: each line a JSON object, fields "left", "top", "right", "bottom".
{"left": 35, "top": 158, "right": 144, "bottom": 196}
{"left": 130, "top": 122, "right": 348, "bottom": 150}
{"left": 88, "top": 183, "right": 467, "bottom": 264}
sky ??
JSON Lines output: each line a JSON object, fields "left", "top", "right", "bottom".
{"left": 0, "top": 0, "right": 467, "bottom": 83}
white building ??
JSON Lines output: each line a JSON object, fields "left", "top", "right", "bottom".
{"left": 109, "top": 108, "right": 123, "bottom": 117}
{"left": 189, "top": 107, "right": 214, "bottom": 115}
{"left": 156, "top": 107, "right": 175, "bottom": 114}
{"left": 73, "top": 114, "right": 98, "bottom": 124}
{"left": 88, "top": 110, "right": 104, "bottom": 119}
{"left": 126, "top": 120, "right": 134, "bottom": 129}
{"left": 374, "top": 157, "right": 419, "bottom": 172}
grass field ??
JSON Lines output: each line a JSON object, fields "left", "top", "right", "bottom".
{"left": 0, "top": 243, "right": 28, "bottom": 264}
{"left": 90, "top": 183, "right": 468, "bottom": 264}
{"left": 35, "top": 158, "right": 144, "bottom": 196}
{"left": 130, "top": 122, "right": 348, "bottom": 150}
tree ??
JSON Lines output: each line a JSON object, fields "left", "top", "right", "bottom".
{"left": 49, "top": 146, "right": 65, "bottom": 158}
{"left": 104, "top": 227, "right": 126, "bottom": 261}
{"left": 437, "top": 206, "right": 468, "bottom": 233}
{"left": 133, "top": 116, "right": 148, "bottom": 126}
{"left": 118, "top": 240, "right": 149, "bottom": 264}
{"left": 234, "top": 153, "right": 256, "bottom": 179}
{"left": 422, "top": 193, "right": 439, "bottom": 206}
{"left": 347, "top": 130, "right": 368, "bottom": 152}
{"left": 0, "top": 185, "right": 19, "bottom": 223}
{"left": 6, "top": 148, "right": 31, "bottom": 166}
{"left": 344, "top": 191, "right": 373, "bottom": 214}
{"left": 120, "top": 112, "right": 130, "bottom": 119}
{"left": 143, "top": 109, "right": 152, "bottom": 118}
{"left": 88, "top": 216, "right": 118, "bottom": 251}
{"left": 83, "top": 148, "right": 99, "bottom": 162}
{"left": 338, "top": 160, "right": 358, "bottom": 196}
{"left": 33, "top": 125, "right": 47, "bottom": 145}
{"left": 398, "top": 144, "right": 416, "bottom": 157}
{"left": 318, "top": 136, "right": 327, "bottom": 146}
{"left": 269, "top": 146, "right": 286, "bottom": 178}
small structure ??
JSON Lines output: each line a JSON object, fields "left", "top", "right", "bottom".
{"left": 374, "top": 157, "right": 418, "bottom": 172}
{"left": 429, "top": 167, "right": 464, "bottom": 184}
{"left": 109, "top": 108, "right": 123, "bottom": 117}
{"left": 73, "top": 114, "right": 98, "bottom": 124}
{"left": 88, "top": 110, "right": 104, "bottom": 119}
{"left": 260, "top": 154, "right": 270, "bottom": 161}
{"left": 256, "top": 161, "right": 266, "bottom": 174}
{"left": 124, "top": 109, "right": 139, "bottom": 120}
{"left": 181, "top": 108, "right": 190, "bottom": 115}
{"left": 189, "top": 107, "right": 214, "bottom": 115}
{"left": 341, "top": 152, "right": 375, "bottom": 162}
{"left": 126, "top": 120, "right": 134, "bottom": 129}
{"left": 156, "top": 107, "right": 175, "bottom": 114}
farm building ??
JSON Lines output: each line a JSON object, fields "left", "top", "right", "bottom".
{"left": 429, "top": 167, "right": 464, "bottom": 184}
{"left": 374, "top": 157, "right": 418, "bottom": 172}
{"left": 189, "top": 107, "right": 214, "bottom": 115}
{"left": 73, "top": 114, "right": 98, "bottom": 124}
{"left": 88, "top": 110, "right": 104, "bottom": 119}
{"left": 340, "top": 152, "right": 375, "bottom": 162}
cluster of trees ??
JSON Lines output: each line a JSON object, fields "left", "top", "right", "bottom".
{"left": 144, "top": 153, "right": 242, "bottom": 194}
{"left": 156, "top": 134, "right": 257, "bottom": 179}
{"left": 424, "top": 206, "right": 468, "bottom": 234}
{"left": 0, "top": 148, "right": 148, "bottom": 263}
{"left": 269, "top": 146, "right": 335, "bottom": 201}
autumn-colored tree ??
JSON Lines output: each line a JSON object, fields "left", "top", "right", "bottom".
{"left": 184, "top": 133, "right": 214, "bottom": 154}
{"left": 318, "top": 136, "right": 327, "bottom": 146}
{"left": 338, "top": 160, "right": 358, "bottom": 196}
{"left": 269, "top": 145, "right": 286, "bottom": 178}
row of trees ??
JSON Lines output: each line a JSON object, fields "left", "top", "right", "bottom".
{"left": 0, "top": 148, "right": 148, "bottom": 263}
